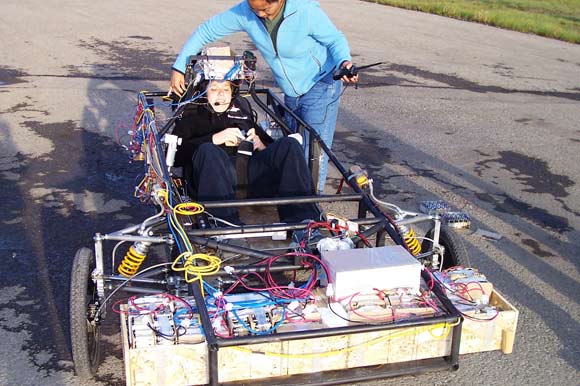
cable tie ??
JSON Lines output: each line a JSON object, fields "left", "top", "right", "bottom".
{"left": 213, "top": 291, "right": 223, "bottom": 298}
{"left": 224, "top": 265, "right": 235, "bottom": 275}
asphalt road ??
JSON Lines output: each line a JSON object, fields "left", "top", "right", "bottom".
{"left": 0, "top": 1, "right": 579, "bottom": 385}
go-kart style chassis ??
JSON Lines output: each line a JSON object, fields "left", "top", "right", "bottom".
{"left": 70, "top": 79, "right": 466, "bottom": 385}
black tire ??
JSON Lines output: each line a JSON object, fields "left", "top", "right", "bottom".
{"left": 70, "top": 247, "right": 101, "bottom": 379}
{"left": 421, "top": 225, "right": 470, "bottom": 270}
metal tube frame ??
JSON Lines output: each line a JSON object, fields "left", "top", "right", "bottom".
{"left": 193, "top": 269, "right": 462, "bottom": 386}
{"left": 85, "top": 88, "right": 464, "bottom": 385}
{"left": 186, "top": 87, "right": 462, "bottom": 385}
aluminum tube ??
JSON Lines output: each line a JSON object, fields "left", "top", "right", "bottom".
{"left": 188, "top": 235, "right": 273, "bottom": 258}
{"left": 396, "top": 214, "right": 434, "bottom": 227}
{"left": 101, "top": 234, "right": 168, "bottom": 243}
{"left": 215, "top": 264, "right": 302, "bottom": 276}
{"left": 200, "top": 194, "right": 362, "bottom": 208}
{"left": 122, "top": 287, "right": 164, "bottom": 295}
{"left": 217, "top": 313, "right": 458, "bottom": 347}
{"left": 105, "top": 275, "right": 166, "bottom": 285}
{"left": 188, "top": 222, "right": 304, "bottom": 237}
{"left": 190, "top": 282, "right": 219, "bottom": 386}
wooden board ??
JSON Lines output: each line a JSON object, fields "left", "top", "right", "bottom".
{"left": 121, "top": 289, "right": 518, "bottom": 386}
{"left": 459, "top": 289, "right": 519, "bottom": 355}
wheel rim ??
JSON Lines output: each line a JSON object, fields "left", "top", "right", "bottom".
{"left": 70, "top": 247, "right": 102, "bottom": 378}
{"left": 86, "top": 278, "right": 101, "bottom": 368}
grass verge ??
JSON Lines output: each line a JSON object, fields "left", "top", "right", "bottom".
{"left": 366, "top": 0, "right": 580, "bottom": 44}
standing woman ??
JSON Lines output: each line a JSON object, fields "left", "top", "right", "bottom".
{"left": 170, "top": 0, "right": 358, "bottom": 193}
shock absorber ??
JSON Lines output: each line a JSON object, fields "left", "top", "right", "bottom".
{"left": 118, "top": 242, "right": 150, "bottom": 277}
{"left": 398, "top": 225, "right": 421, "bottom": 256}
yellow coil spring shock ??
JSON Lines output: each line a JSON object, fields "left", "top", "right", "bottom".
{"left": 400, "top": 226, "right": 421, "bottom": 256}
{"left": 118, "top": 243, "right": 149, "bottom": 277}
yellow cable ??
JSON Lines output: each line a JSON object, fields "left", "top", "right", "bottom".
{"left": 171, "top": 252, "right": 221, "bottom": 297}
{"left": 174, "top": 202, "right": 205, "bottom": 216}
{"left": 229, "top": 322, "right": 455, "bottom": 358}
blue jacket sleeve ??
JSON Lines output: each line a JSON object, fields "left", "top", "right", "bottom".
{"left": 173, "top": 3, "right": 247, "bottom": 73}
{"left": 307, "top": 3, "right": 351, "bottom": 68}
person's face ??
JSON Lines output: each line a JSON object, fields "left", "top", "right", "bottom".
{"left": 206, "top": 80, "right": 232, "bottom": 113}
{"left": 248, "top": 0, "right": 283, "bottom": 20}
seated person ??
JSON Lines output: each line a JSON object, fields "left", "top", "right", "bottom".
{"left": 172, "top": 79, "right": 320, "bottom": 226}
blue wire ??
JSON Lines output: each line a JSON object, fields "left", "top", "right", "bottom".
{"left": 224, "top": 62, "right": 241, "bottom": 81}
{"left": 170, "top": 89, "right": 208, "bottom": 109}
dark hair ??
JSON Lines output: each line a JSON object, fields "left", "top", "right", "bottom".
{"left": 250, "top": 0, "right": 280, "bottom": 4}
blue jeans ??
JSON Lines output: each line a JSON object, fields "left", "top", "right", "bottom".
{"left": 284, "top": 72, "right": 342, "bottom": 193}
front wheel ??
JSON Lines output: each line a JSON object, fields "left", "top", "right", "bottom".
{"left": 421, "top": 225, "right": 470, "bottom": 270}
{"left": 70, "top": 247, "right": 102, "bottom": 379}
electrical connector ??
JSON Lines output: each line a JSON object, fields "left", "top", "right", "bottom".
{"left": 325, "top": 286, "right": 334, "bottom": 298}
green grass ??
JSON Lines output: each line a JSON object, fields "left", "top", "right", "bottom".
{"left": 367, "top": 0, "right": 580, "bottom": 44}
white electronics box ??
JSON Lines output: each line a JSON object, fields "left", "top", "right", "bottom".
{"left": 321, "top": 245, "right": 422, "bottom": 300}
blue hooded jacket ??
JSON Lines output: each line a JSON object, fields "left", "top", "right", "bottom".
{"left": 173, "top": 0, "right": 352, "bottom": 97}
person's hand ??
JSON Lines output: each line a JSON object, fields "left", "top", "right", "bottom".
{"left": 246, "top": 128, "right": 266, "bottom": 151}
{"left": 170, "top": 70, "right": 187, "bottom": 96}
{"left": 212, "top": 127, "right": 245, "bottom": 146}
{"left": 340, "top": 61, "right": 358, "bottom": 83}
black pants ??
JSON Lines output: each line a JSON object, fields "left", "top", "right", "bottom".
{"left": 189, "top": 137, "right": 319, "bottom": 224}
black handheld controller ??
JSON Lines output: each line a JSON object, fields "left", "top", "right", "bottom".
{"left": 332, "top": 62, "right": 384, "bottom": 81}
{"left": 332, "top": 66, "right": 358, "bottom": 80}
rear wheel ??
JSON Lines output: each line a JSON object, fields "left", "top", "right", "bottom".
{"left": 421, "top": 225, "right": 470, "bottom": 270}
{"left": 70, "top": 247, "right": 101, "bottom": 379}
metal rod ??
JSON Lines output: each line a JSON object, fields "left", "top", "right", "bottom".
{"left": 122, "top": 287, "right": 164, "bottom": 295}
{"left": 101, "top": 234, "right": 168, "bottom": 243}
{"left": 105, "top": 275, "right": 166, "bottom": 284}
{"left": 421, "top": 270, "right": 463, "bottom": 369}
{"left": 448, "top": 321, "right": 462, "bottom": 370}
{"left": 190, "top": 283, "right": 219, "bottom": 386}
{"left": 216, "top": 264, "right": 303, "bottom": 276}
{"left": 200, "top": 193, "right": 362, "bottom": 208}
{"left": 396, "top": 213, "right": 434, "bottom": 226}
{"left": 216, "top": 313, "right": 458, "bottom": 347}
{"left": 188, "top": 217, "right": 383, "bottom": 238}
{"left": 188, "top": 235, "right": 273, "bottom": 258}
{"left": 132, "top": 267, "right": 170, "bottom": 279}
{"left": 188, "top": 222, "right": 304, "bottom": 237}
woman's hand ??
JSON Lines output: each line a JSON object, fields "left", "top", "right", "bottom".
{"left": 212, "top": 127, "right": 245, "bottom": 146}
{"left": 170, "top": 70, "right": 187, "bottom": 96}
{"left": 246, "top": 128, "right": 266, "bottom": 151}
